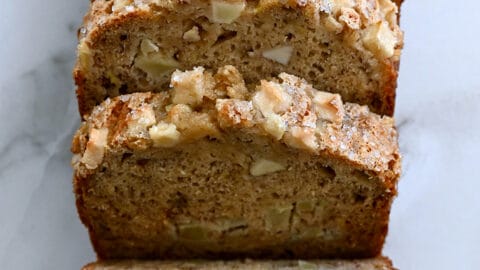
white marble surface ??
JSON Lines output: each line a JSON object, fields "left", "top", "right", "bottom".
{"left": 1, "top": 0, "right": 479, "bottom": 269}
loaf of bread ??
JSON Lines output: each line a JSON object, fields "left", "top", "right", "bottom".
{"left": 83, "top": 257, "right": 396, "bottom": 270}
{"left": 72, "top": 66, "right": 400, "bottom": 259}
{"left": 74, "top": 0, "right": 403, "bottom": 117}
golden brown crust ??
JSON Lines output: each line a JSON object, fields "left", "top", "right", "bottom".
{"left": 380, "top": 58, "right": 398, "bottom": 116}
{"left": 82, "top": 257, "right": 396, "bottom": 269}
{"left": 74, "top": 0, "right": 403, "bottom": 117}
{"left": 80, "top": 0, "right": 400, "bottom": 32}
{"left": 74, "top": 66, "right": 88, "bottom": 118}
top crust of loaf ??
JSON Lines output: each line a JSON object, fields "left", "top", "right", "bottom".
{"left": 80, "top": 0, "right": 401, "bottom": 41}
{"left": 75, "top": 0, "right": 403, "bottom": 117}
{"left": 79, "top": 0, "right": 403, "bottom": 63}
{"left": 72, "top": 66, "right": 400, "bottom": 191}
{"left": 82, "top": 257, "right": 396, "bottom": 270}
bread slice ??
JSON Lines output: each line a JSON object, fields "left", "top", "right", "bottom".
{"left": 74, "top": 0, "right": 403, "bottom": 117}
{"left": 83, "top": 257, "right": 396, "bottom": 270}
{"left": 72, "top": 66, "right": 401, "bottom": 259}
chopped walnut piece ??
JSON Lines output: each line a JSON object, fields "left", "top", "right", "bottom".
{"left": 312, "top": 92, "right": 344, "bottom": 124}
{"left": 362, "top": 21, "right": 397, "bottom": 58}
{"left": 253, "top": 81, "right": 292, "bottom": 116}
{"left": 356, "top": 0, "right": 381, "bottom": 24}
{"left": 123, "top": 103, "right": 157, "bottom": 150}
{"left": 330, "top": 0, "right": 356, "bottom": 14}
{"left": 112, "top": 0, "right": 132, "bottom": 12}
{"left": 127, "top": 104, "right": 156, "bottom": 129}
{"left": 378, "top": 0, "right": 398, "bottom": 25}
{"left": 171, "top": 67, "right": 208, "bottom": 106}
{"left": 149, "top": 122, "right": 181, "bottom": 147}
{"left": 168, "top": 104, "right": 193, "bottom": 123}
{"left": 214, "top": 65, "right": 248, "bottom": 99}
{"left": 216, "top": 99, "right": 254, "bottom": 128}
{"left": 284, "top": 126, "right": 318, "bottom": 152}
{"left": 339, "top": 7, "right": 361, "bottom": 29}
{"left": 323, "top": 15, "right": 344, "bottom": 33}
{"left": 81, "top": 128, "right": 109, "bottom": 169}
{"left": 276, "top": 73, "right": 319, "bottom": 128}
{"left": 185, "top": 113, "right": 220, "bottom": 141}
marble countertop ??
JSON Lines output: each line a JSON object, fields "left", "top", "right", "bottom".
{"left": 1, "top": 0, "right": 479, "bottom": 269}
